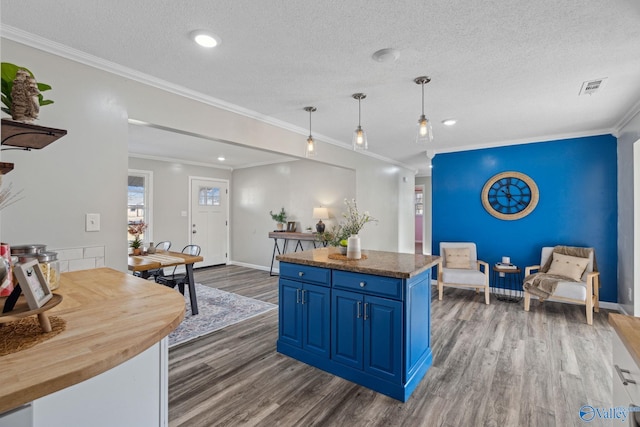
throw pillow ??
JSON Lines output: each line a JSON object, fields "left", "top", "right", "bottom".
{"left": 444, "top": 247, "right": 471, "bottom": 269}
{"left": 547, "top": 252, "right": 590, "bottom": 281}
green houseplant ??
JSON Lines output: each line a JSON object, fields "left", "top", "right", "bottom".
{"left": 1, "top": 62, "right": 54, "bottom": 115}
{"left": 270, "top": 207, "right": 287, "bottom": 230}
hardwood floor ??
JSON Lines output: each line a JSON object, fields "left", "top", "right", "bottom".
{"left": 169, "top": 265, "right": 614, "bottom": 427}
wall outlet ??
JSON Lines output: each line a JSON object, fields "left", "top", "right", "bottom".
{"left": 628, "top": 287, "right": 633, "bottom": 301}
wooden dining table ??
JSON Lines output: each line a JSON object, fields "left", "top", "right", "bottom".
{"left": 128, "top": 250, "right": 203, "bottom": 315}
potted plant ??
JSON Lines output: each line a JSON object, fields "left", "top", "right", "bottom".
{"left": 269, "top": 207, "right": 287, "bottom": 231}
{"left": 128, "top": 221, "right": 147, "bottom": 255}
{"left": 1, "top": 62, "right": 54, "bottom": 118}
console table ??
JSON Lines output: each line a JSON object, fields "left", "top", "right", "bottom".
{"left": 268, "top": 231, "right": 325, "bottom": 276}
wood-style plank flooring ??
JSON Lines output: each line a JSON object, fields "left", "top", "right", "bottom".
{"left": 169, "top": 265, "right": 614, "bottom": 427}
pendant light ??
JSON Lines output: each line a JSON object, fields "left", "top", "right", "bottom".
{"left": 351, "top": 93, "right": 368, "bottom": 151}
{"left": 304, "top": 106, "right": 317, "bottom": 158}
{"left": 414, "top": 76, "right": 433, "bottom": 144}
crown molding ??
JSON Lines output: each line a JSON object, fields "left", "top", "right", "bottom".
{"left": 432, "top": 128, "right": 616, "bottom": 155}
{"left": 1, "top": 26, "right": 417, "bottom": 173}
{"left": 613, "top": 98, "right": 640, "bottom": 136}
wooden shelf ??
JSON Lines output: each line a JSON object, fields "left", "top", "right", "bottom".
{"left": 1, "top": 118, "right": 67, "bottom": 150}
{"left": 0, "top": 162, "right": 14, "bottom": 175}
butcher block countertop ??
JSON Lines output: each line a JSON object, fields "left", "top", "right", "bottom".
{"left": 610, "top": 313, "right": 640, "bottom": 368}
{"left": 0, "top": 267, "right": 185, "bottom": 413}
{"left": 276, "top": 247, "right": 441, "bottom": 279}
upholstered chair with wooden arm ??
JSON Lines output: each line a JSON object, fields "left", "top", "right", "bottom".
{"left": 437, "top": 242, "right": 490, "bottom": 304}
{"left": 523, "top": 246, "right": 599, "bottom": 325}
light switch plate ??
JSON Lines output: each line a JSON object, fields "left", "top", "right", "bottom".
{"left": 86, "top": 213, "right": 100, "bottom": 232}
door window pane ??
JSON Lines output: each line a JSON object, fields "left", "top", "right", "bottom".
{"left": 199, "top": 187, "right": 220, "bottom": 206}
{"left": 128, "top": 174, "right": 148, "bottom": 241}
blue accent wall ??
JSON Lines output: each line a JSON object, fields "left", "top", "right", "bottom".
{"left": 432, "top": 134, "right": 618, "bottom": 302}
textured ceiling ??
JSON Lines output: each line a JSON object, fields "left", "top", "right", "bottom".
{"left": 2, "top": 0, "right": 640, "bottom": 175}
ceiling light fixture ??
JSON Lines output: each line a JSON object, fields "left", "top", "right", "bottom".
{"left": 304, "top": 106, "right": 317, "bottom": 158}
{"left": 217, "top": 156, "right": 225, "bottom": 161}
{"left": 442, "top": 119, "right": 457, "bottom": 126}
{"left": 414, "top": 76, "right": 433, "bottom": 144}
{"left": 190, "top": 30, "right": 221, "bottom": 48}
{"left": 352, "top": 93, "right": 368, "bottom": 151}
{"left": 372, "top": 48, "right": 400, "bottom": 63}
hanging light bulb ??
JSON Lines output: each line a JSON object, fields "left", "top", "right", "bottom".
{"left": 304, "top": 106, "right": 317, "bottom": 158}
{"left": 351, "top": 93, "right": 368, "bottom": 151}
{"left": 414, "top": 76, "right": 433, "bottom": 144}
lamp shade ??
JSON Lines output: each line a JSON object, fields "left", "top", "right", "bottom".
{"left": 312, "top": 207, "right": 329, "bottom": 219}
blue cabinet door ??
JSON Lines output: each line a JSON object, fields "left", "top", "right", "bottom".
{"left": 331, "top": 289, "right": 363, "bottom": 370}
{"left": 364, "top": 295, "right": 403, "bottom": 383}
{"left": 302, "top": 283, "right": 330, "bottom": 357}
{"left": 279, "top": 279, "right": 302, "bottom": 348}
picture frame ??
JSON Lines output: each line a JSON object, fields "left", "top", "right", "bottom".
{"left": 14, "top": 260, "right": 52, "bottom": 309}
{"left": 286, "top": 221, "right": 297, "bottom": 232}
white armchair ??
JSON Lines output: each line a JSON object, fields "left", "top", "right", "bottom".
{"left": 523, "top": 246, "right": 599, "bottom": 325}
{"left": 437, "top": 242, "right": 490, "bottom": 304}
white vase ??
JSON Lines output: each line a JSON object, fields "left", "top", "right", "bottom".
{"left": 346, "top": 234, "right": 361, "bottom": 259}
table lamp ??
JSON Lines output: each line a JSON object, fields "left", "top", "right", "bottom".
{"left": 312, "top": 207, "right": 329, "bottom": 233}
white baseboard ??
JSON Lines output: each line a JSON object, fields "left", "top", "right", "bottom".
{"left": 228, "top": 260, "right": 274, "bottom": 273}
{"left": 430, "top": 280, "right": 620, "bottom": 311}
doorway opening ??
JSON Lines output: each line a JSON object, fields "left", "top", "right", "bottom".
{"left": 415, "top": 185, "right": 424, "bottom": 254}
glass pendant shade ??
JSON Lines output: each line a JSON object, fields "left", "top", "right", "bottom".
{"left": 414, "top": 76, "right": 433, "bottom": 144}
{"left": 353, "top": 125, "right": 368, "bottom": 150}
{"left": 351, "top": 93, "right": 368, "bottom": 151}
{"left": 416, "top": 114, "right": 433, "bottom": 143}
{"left": 306, "top": 135, "right": 316, "bottom": 157}
{"left": 303, "top": 106, "right": 317, "bottom": 158}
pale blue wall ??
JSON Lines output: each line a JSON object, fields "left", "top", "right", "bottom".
{"left": 433, "top": 134, "right": 618, "bottom": 302}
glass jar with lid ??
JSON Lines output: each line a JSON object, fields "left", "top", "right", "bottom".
{"left": 18, "top": 251, "right": 60, "bottom": 291}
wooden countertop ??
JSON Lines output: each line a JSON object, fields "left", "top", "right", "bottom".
{"left": 610, "top": 313, "right": 640, "bottom": 368}
{"left": 0, "top": 267, "right": 185, "bottom": 413}
{"left": 276, "top": 247, "right": 441, "bottom": 279}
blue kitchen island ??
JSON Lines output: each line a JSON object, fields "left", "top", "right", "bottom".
{"left": 276, "top": 248, "right": 441, "bottom": 402}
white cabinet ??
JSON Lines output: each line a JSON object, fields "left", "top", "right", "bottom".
{"left": 613, "top": 331, "right": 640, "bottom": 408}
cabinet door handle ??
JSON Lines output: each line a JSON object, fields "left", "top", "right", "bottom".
{"left": 357, "top": 301, "right": 362, "bottom": 318}
{"left": 298, "top": 271, "right": 304, "bottom": 277}
{"left": 301, "top": 290, "right": 306, "bottom": 304}
{"left": 359, "top": 281, "right": 366, "bottom": 288}
{"left": 296, "top": 289, "right": 300, "bottom": 304}
{"left": 615, "top": 364, "right": 636, "bottom": 386}
{"left": 364, "top": 303, "right": 369, "bottom": 320}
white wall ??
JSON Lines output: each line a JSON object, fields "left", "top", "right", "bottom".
{"left": 231, "top": 160, "right": 355, "bottom": 270}
{"left": 128, "top": 157, "right": 232, "bottom": 252}
{"left": 618, "top": 110, "right": 640, "bottom": 315}
{"left": 1, "top": 38, "right": 414, "bottom": 270}
{"left": 1, "top": 41, "right": 129, "bottom": 270}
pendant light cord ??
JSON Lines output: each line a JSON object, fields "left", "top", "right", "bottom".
{"left": 421, "top": 82, "right": 425, "bottom": 116}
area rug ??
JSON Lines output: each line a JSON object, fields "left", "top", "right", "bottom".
{"left": 169, "top": 284, "right": 277, "bottom": 347}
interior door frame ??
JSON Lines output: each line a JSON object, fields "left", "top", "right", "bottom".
{"left": 188, "top": 176, "right": 230, "bottom": 266}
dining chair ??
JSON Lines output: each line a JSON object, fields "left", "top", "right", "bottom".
{"left": 155, "top": 245, "right": 201, "bottom": 295}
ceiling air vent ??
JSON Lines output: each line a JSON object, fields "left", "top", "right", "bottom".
{"left": 579, "top": 78, "right": 607, "bottom": 96}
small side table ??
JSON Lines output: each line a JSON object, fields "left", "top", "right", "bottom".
{"left": 492, "top": 265, "right": 523, "bottom": 303}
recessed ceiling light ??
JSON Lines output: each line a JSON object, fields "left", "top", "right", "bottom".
{"left": 190, "top": 30, "right": 221, "bottom": 48}
{"left": 217, "top": 156, "right": 225, "bottom": 161}
{"left": 442, "top": 119, "right": 457, "bottom": 126}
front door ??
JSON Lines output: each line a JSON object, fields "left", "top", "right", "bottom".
{"left": 190, "top": 178, "right": 228, "bottom": 267}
